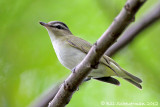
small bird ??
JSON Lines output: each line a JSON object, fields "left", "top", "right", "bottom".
{"left": 40, "top": 21, "right": 142, "bottom": 89}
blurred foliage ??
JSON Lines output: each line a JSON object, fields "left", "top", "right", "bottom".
{"left": 0, "top": 0, "right": 160, "bottom": 107}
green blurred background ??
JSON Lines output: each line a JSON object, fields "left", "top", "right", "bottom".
{"left": 0, "top": 0, "right": 160, "bottom": 107}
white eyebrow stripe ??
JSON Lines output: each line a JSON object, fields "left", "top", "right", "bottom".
{"left": 49, "top": 21, "right": 69, "bottom": 29}
{"left": 54, "top": 23, "right": 68, "bottom": 29}
{"left": 53, "top": 22, "right": 68, "bottom": 28}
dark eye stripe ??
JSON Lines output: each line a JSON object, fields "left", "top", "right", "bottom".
{"left": 54, "top": 24, "right": 67, "bottom": 30}
{"left": 49, "top": 21, "right": 69, "bottom": 30}
{"left": 56, "top": 25, "right": 64, "bottom": 29}
{"left": 55, "top": 22, "right": 68, "bottom": 29}
{"left": 62, "top": 23, "right": 68, "bottom": 29}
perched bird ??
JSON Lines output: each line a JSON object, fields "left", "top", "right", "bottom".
{"left": 40, "top": 21, "right": 142, "bottom": 89}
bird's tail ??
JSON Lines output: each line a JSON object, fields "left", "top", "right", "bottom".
{"left": 121, "top": 69, "right": 142, "bottom": 89}
{"left": 107, "top": 56, "right": 142, "bottom": 89}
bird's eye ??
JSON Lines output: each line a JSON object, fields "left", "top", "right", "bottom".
{"left": 56, "top": 25, "right": 63, "bottom": 29}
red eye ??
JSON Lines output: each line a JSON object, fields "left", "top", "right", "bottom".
{"left": 56, "top": 25, "right": 63, "bottom": 29}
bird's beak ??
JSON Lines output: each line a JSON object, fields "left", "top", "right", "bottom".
{"left": 39, "top": 22, "right": 50, "bottom": 27}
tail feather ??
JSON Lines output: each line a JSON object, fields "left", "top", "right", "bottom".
{"left": 103, "top": 55, "right": 142, "bottom": 89}
{"left": 106, "top": 56, "right": 142, "bottom": 83}
{"left": 123, "top": 70, "right": 142, "bottom": 83}
{"left": 94, "top": 77, "right": 120, "bottom": 86}
{"left": 124, "top": 78, "right": 142, "bottom": 89}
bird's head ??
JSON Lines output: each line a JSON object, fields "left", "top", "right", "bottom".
{"left": 40, "top": 21, "right": 72, "bottom": 39}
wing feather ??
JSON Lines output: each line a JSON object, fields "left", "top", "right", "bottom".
{"left": 66, "top": 35, "right": 110, "bottom": 66}
{"left": 66, "top": 35, "right": 91, "bottom": 54}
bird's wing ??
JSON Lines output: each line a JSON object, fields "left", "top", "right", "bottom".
{"left": 66, "top": 35, "right": 110, "bottom": 66}
{"left": 66, "top": 35, "right": 92, "bottom": 54}
{"left": 66, "top": 36, "right": 142, "bottom": 89}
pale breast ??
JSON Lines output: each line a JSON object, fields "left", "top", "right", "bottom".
{"left": 52, "top": 40, "right": 86, "bottom": 70}
{"left": 51, "top": 39, "right": 115, "bottom": 78}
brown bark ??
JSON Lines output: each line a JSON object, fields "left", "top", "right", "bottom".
{"left": 106, "top": 2, "right": 160, "bottom": 56}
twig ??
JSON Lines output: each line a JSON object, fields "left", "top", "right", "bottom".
{"left": 29, "top": 83, "right": 61, "bottom": 107}
{"left": 48, "top": 0, "right": 146, "bottom": 107}
{"left": 106, "top": 1, "right": 160, "bottom": 56}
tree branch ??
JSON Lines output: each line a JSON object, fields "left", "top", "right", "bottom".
{"left": 106, "top": 1, "right": 160, "bottom": 56}
{"left": 48, "top": 0, "right": 146, "bottom": 107}
{"left": 29, "top": 83, "right": 61, "bottom": 107}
